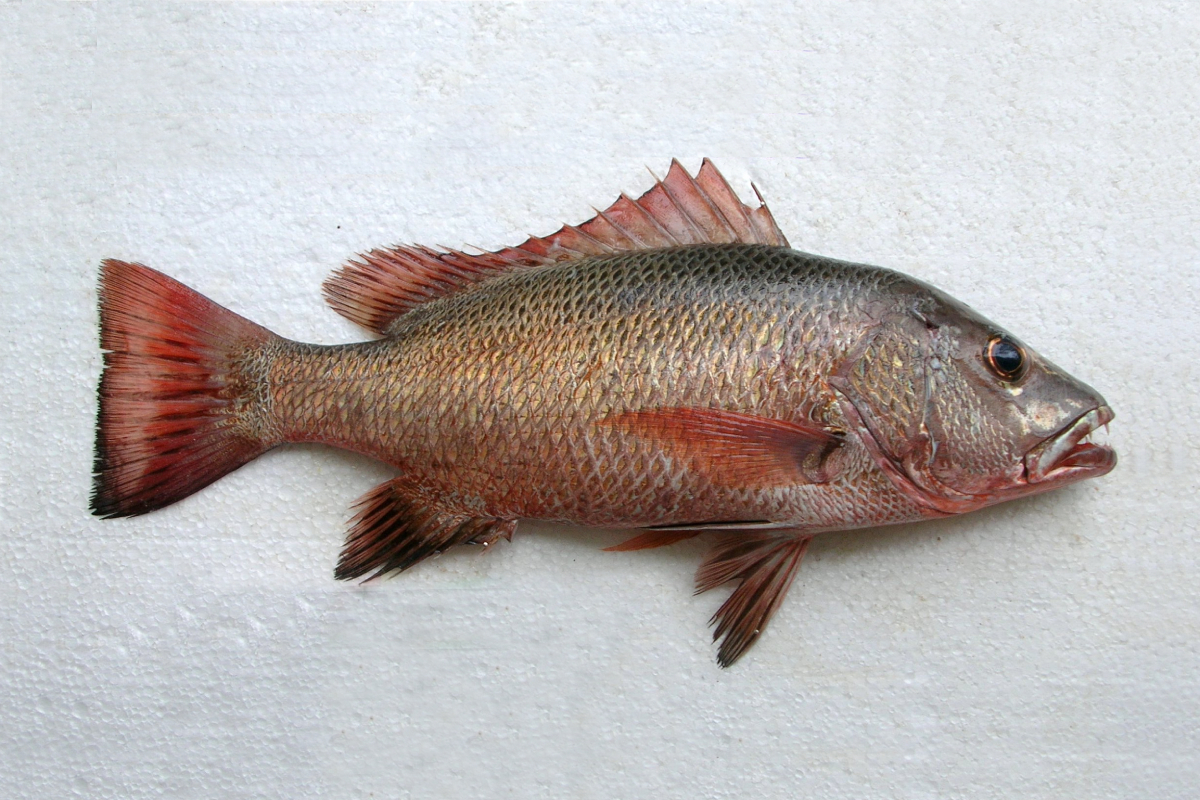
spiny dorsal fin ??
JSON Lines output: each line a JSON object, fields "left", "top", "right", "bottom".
{"left": 323, "top": 159, "right": 789, "bottom": 335}
{"left": 695, "top": 532, "right": 812, "bottom": 667}
{"left": 335, "top": 478, "right": 516, "bottom": 581}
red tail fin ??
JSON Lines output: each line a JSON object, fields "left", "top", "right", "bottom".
{"left": 92, "top": 260, "right": 282, "bottom": 518}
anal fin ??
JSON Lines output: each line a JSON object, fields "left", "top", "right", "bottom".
{"left": 336, "top": 478, "right": 516, "bottom": 581}
{"left": 695, "top": 532, "right": 812, "bottom": 667}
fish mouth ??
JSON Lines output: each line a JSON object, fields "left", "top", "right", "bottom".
{"left": 1025, "top": 405, "right": 1116, "bottom": 484}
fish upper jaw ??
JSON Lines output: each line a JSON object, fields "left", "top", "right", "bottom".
{"left": 1024, "top": 405, "right": 1117, "bottom": 485}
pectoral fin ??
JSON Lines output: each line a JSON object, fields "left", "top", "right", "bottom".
{"left": 695, "top": 532, "right": 812, "bottom": 667}
{"left": 600, "top": 407, "right": 845, "bottom": 489}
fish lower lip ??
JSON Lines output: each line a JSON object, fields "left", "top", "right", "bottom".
{"left": 1025, "top": 405, "right": 1116, "bottom": 483}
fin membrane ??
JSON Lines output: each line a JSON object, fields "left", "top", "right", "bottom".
{"left": 92, "top": 260, "right": 279, "bottom": 518}
{"left": 696, "top": 532, "right": 812, "bottom": 667}
{"left": 604, "top": 530, "right": 702, "bottom": 552}
{"left": 600, "top": 406, "right": 845, "bottom": 488}
{"left": 604, "top": 520, "right": 779, "bottom": 551}
{"left": 323, "top": 159, "right": 790, "bottom": 335}
{"left": 336, "top": 478, "right": 516, "bottom": 580}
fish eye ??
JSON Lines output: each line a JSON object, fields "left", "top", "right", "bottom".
{"left": 984, "top": 336, "right": 1027, "bottom": 382}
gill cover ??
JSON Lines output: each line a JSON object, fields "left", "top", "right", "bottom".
{"left": 828, "top": 312, "right": 970, "bottom": 515}
{"left": 831, "top": 291, "right": 1111, "bottom": 515}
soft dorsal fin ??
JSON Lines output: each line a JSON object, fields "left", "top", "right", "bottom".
{"left": 323, "top": 159, "right": 789, "bottom": 335}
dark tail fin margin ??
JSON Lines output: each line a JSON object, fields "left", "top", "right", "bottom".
{"left": 92, "top": 260, "right": 280, "bottom": 518}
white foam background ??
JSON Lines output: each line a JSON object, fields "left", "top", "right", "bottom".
{"left": 2, "top": 3, "right": 1197, "bottom": 798}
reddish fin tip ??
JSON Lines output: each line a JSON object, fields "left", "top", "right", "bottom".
{"left": 92, "top": 260, "right": 278, "bottom": 517}
{"left": 336, "top": 478, "right": 516, "bottom": 580}
{"left": 323, "top": 160, "right": 789, "bottom": 335}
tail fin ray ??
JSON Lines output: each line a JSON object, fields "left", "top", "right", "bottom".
{"left": 92, "top": 260, "right": 280, "bottom": 517}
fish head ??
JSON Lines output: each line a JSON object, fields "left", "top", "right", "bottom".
{"left": 832, "top": 281, "right": 1116, "bottom": 515}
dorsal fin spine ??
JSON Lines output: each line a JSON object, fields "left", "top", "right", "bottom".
{"left": 652, "top": 172, "right": 707, "bottom": 242}
{"left": 648, "top": 165, "right": 706, "bottom": 238}
{"left": 595, "top": 206, "right": 646, "bottom": 248}
{"left": 324, "top": 160, "right": 790, "bottom": 335}
{"left": 751, "top": 184, "right": 787, "bottom": 245}
{"left": 674, "top": 159, "right": 739, "bottom": 241}
{"left": 573, "top": 224, "right": 618, "bottom": 253}
{"left": 549, "top": 224, "right": 616, "bottom": 256}
{"left": 667, "top": 159, "right": 740, "bottom": 241}
{"left": 625, "top": 191, "right": 682, "bottom": 245}
{"left": 695, "top": 159, "right": 757, "bottom": 242}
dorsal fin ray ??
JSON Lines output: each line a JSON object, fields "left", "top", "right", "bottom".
{"left": 323, "top": 159, "right": 790, "bottom": 335}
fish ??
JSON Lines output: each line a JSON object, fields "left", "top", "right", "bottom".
{"left": 92, "top": 159, "right": 1116, "bottom": 666}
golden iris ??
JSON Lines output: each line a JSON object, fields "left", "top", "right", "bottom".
{"left": 985, "top": 336, "right": 1027, "bottom": 382}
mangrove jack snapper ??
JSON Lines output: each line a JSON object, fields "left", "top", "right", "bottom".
{"left": 93, "top": 160, "right": 1115, "bottom": 666}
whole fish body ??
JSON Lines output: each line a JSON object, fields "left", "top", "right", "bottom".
{"left": 93, "top": 160, "right": 1115, "bottom": 665}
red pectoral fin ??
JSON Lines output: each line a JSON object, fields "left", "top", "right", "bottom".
{"left": 600, "top": 407, "right": 845, "bottom": 488}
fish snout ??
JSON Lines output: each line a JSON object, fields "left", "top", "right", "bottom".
{"left": 1024, "top": 405, "right": 1116, "bottom": 484}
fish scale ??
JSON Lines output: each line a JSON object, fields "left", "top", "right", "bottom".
{"left": 92, "top": 159, "right": 1114, "bottom": 666}
{"left": 261, "top": 245, "right": 921, "bottom": 533}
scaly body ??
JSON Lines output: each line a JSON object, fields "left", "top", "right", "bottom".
{"left": 93, "top": 160, "right": 1115, "bottom": 665}
{"left": 265, "top": 245, "right": 927, "bottom": 531}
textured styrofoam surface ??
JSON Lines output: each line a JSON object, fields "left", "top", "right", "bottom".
{"left": 2, "top": 3, "right": 1197, "bottom": 798}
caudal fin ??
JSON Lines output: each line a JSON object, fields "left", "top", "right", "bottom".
{"left": 92, "top": 260, "right": 281, "bottom": 518}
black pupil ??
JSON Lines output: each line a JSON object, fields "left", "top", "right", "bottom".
{"left": 990, "top": 339, "right": 1023, "bottom": 376}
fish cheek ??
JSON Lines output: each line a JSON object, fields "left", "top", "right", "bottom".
{"left": 922, "top": 336, "right": 1029, "bottom": 495}
{"left": 832, "top": 318, "right": 1008, "bottom": 511}
{"left": 830, "top": 317, "right": 931, "bottom": 470}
